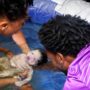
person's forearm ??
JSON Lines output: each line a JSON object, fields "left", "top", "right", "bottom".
{"left": 20, "top": 84, "right": 33, "bottom": 90}
{"left": 19, "top": 43, "right": 30, "bottom": 54}
{"left": 12, "top": 31, "right": 30, "bottom": 54}
{"left": 0, "top": 48, "right": 10, "bottom": 54}
{"left": 0, "top": 78, "right": 17, "bottom": 87}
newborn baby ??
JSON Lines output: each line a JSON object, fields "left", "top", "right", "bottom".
{"left": 10, "top": 49, "right": 47, "bottom": 69}
{"left": 0, "top": 49, "right": 47, "bottom": 87}
{"left": 10, "top": 49, "right": 47, "bottom": 86}
{"left": 0, "top": 56, "right": 33, "bottom": 87}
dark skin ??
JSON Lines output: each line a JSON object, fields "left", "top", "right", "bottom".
{"left": 46, "top": 50, "right": 74, "bottom": 73}
{"left": 0, "top": 48, "right": 13, "bottom": 58}
{"left": 20, "top": 84, "right": 33, "bottom": 90}
{"left": 0, "top": 17, "right": 30, "bottom": 55}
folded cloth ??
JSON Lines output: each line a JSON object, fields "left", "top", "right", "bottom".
{"left": 10, "top": 54, "right": 30, "bottom": 70}
{"left": 14, "top": 67, "right": 33, "bottom": 87}
{"left": 0, "top": 56, "right": 33, "bottom": 87}
{"left": 0, "top": 57, "right": 21, "bottom": 77}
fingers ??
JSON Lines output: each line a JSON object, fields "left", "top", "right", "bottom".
{"left": 6, "top": 51, "right": 14, "bottom": 59}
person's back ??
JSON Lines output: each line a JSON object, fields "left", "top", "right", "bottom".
{"left": 64, "top": 44, "right": 90, "bottom": 90}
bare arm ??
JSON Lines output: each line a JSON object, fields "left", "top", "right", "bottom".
{"left": 0, "top": 78, "right": 17, "bottom": 87}
{"left": 12, "top": 31, "right": 30, "bottom": 54}
{"left": 0, "top": 48, "right": 13, "bottom": 58}
{"left": 20, "top": 84, "right": 33, "bottom": 90}
{"left": 0, "top": 48, "right": 10, "bottom": 53}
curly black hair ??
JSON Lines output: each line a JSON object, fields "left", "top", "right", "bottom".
{"left": 0, "top": 0, "right": 33, "bottom": 21}
{"left": 39, "top": 15, "right": 90, "bottom": 57}
{"left": 84, "top": 0, "right": 90, "bottom": 2}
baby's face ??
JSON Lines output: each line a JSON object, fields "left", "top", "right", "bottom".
{"left": 26, "top": 50, "right": 42, "bottom": 65}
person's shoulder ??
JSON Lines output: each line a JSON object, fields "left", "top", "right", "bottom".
{"left": 64, "top": 62, "right": 90, "bottom": 90}
{"left": 67, "top": 58, "right": 90, "bottom": 89}
{"left": 70, "top": 44, "right": 90, "bottom": 67}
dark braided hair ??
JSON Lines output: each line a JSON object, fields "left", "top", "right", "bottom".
{"left": 39, "top": 15, "right": 90, "bottom": 57}
{"left": 84, "top": 0, "right": 90, "bottom": 2}
{"left": 0, "top": 0, "right": 33, "bottom": 21}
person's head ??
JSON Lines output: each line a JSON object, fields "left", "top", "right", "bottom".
{"left": 29, "top": 49, "right": 48, "bottom": 66}
{"left": 0, "top": 0, "right": 33, "bottom": 36}
{"left": 39, "top": 15, "right": 90, "bottom": 72}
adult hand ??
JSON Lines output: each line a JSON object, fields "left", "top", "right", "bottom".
{"left": 6, "top": 51, "right": 14, "bottom": 59}
{"left": 0, "top": 48, "right": 14, "bottom": 58}
{"left": 20, "top": 84, "right": 33, "bottom": 90}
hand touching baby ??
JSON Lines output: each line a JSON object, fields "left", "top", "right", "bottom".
{"left": 10, "top": 49, "right": 42, "bottom": 87}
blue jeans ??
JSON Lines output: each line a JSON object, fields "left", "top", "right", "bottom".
{"left": 31, "top": 70, "right": 66, "bottom": 90}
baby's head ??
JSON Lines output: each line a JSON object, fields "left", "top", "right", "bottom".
{"left": 27, "top": 49, "right": 48, "bottom": 66}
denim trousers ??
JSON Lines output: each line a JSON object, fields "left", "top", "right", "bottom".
{"left": 31, "top": 70, "right": 66, "bottom": 90}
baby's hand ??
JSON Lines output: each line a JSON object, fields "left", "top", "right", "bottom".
{"left": 14, "top": 68, "right": 33, "bottom": 87}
